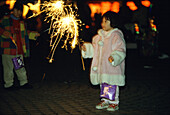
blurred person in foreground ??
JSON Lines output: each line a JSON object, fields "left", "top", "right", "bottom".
{"left": 0, "top": 1, "right": 40, "bottom": 90}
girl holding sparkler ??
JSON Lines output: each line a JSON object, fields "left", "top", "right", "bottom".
{"left": 81, "top": 11, "right": 126, "bottom": 111}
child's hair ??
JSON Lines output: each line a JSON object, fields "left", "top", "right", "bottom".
{"left": 102, "top": 11, "right": 119, "bottom": 28}
{"left": 13, "top": 1, "right": 23, "bottom": 12}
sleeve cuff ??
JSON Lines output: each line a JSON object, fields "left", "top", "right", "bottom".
{"left": 29, "top": 32, "right": 37, "bottom": 40}
{"left": 110, "top": 51, "right": 126, "bottom": 66}
{"left": 111, "top": 61, "right": 115, "bottom": 66}
{"left": 81, "top": 43, "right": 94, "bottom": 58}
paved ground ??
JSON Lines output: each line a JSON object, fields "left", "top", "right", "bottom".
{"left": 1, "top": 80, "right": 169, "bottom": 115}
{"left": 0, "top": 45, "right": 170, "bottom": 115}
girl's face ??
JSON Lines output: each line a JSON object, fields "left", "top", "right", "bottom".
{"left": 13, "top": 8, "right": 22, "bottom": 18}
{"left": 101, "top": 17, "right": 113, "bottom": 31}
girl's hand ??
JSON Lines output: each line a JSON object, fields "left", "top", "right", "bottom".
{"left": 108, "top": 56, "right": 114, "bottom": 63}
{"left": 81, "top": 44, "right": 86, "bottom": 51}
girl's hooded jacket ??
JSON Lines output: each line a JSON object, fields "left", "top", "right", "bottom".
{"left": 82, "top": 28, "right": 126, "bottom": 86}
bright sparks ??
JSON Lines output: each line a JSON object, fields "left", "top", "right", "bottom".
{"left": 29, "top": 0, "right": 82, "bottom": 63}
{"left": 49, "top": 13, "right": 81, "bottom": 63}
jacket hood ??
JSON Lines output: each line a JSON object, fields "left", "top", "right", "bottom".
{"left": 97, "top": 28, "right": 119, "bottom": 38}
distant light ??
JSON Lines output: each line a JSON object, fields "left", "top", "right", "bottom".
{"left": 6, "top": 0, "right": 16, "bottom": 10}
{"left": 141, "top": 0, "right": 151, "bottom": 7}
{"left": 126, "top": 1, "right": 138, "bottom": 11}
{"left": 134, "top": 23, "right": 140, "bottom": 34}
{"left": 88, "top": 3, "right": 101, "bottom": 19}
{"left": 111, "top": 1, "right": 120, "bottom": 13}
{"left": 149, "top": 19, "right": 157, "bottom": 31}
{"left": 5, "top": 0, "right": 41, "bottom": 19}
{"left": 85, "top": 25, "right": 90, "bottom": 29}
{"left": 101, "top": 2, "right": 112, "bottom": 14}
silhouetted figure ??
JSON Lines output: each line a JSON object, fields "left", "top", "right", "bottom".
{"left": 132, "top": 0, "right": 149, "bottom": 33}
{"left": 118, "top": 1, "right": 133, "bottom": 29}
{"left": 118, "top": 1, "right": 133, "bottom": 42}
{"left": 94, "top": 10, "right": 102, "bottom": 32}
{"left": 76, "top": 0, "right": 93, "bottom": 42}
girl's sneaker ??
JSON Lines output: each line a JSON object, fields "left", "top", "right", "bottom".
{"left": 107, "top": 104, "right": 119, "bottom": 111}
{"left": 96, "top": 100, "right": 109, "bottom": 109}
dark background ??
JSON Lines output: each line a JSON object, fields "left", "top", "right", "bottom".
{"left": 0, "top": 0, "right": 169, "bottom": 84}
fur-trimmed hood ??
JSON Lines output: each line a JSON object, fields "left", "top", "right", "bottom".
{"left": 97, "top": 28, "right": 119, "bottom": 38}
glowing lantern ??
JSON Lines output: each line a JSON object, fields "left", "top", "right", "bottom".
{"left": 88, "top": 3, "right": 101, "bottom": 19}
{"left": 5, "top": 0, "right": 41, "bottom": 19}
{"left": 101, "top": 2, "right": 112, "bottom": 14}
{"left": 150, "top": 19, "right": 157, "bottom": 31}
{"left": 111, "top": 1, "right": 120, "bottom": 13}
{"left": 6, "top": 0, "right": 16, "bottom": 10}
{"left": 141, "top": 0, "right": 151, "bottom": 7}
{"left": 126, "top": 1, "right": 138, "bottom": 11}
{"left": 134, "top": 23, "right": 140, "bottom": 34}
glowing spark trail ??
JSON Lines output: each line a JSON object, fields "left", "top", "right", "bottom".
{"left": 48, "top": 13, "right": 81, "bottom": 63}
{"left": 29, "top": 0, "right": 83, "bottom": 64}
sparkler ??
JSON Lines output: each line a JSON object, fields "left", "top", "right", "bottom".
{"left": 48, "top": 12, "right": 81, "bottom": 63}
{"left": 28, "top": 0, "right": 85, "bottom": 70}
